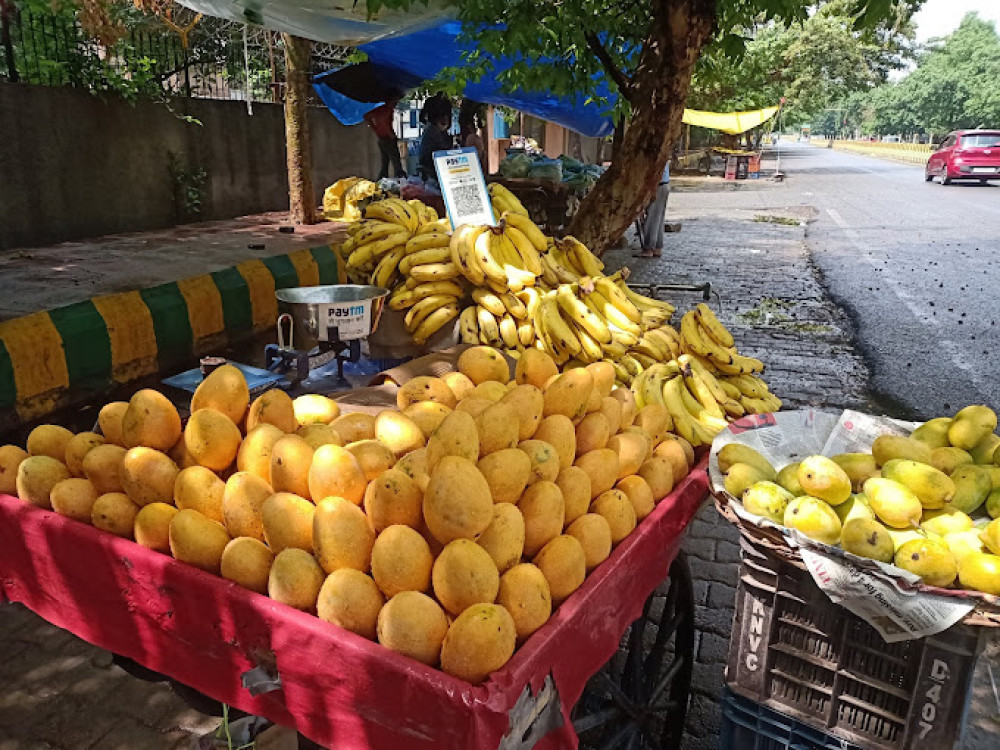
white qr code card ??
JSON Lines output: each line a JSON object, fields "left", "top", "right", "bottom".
{"left": 433, "top": 147, "right": 495, "bottom": 229}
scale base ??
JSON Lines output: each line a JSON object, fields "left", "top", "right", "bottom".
{"left": 265, "top": 338, "right": 361, "bottom": 393}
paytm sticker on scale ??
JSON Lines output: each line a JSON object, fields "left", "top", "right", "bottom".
{"left": 433, "top": 147, "right": 495, "bottom": 228}
{"left": 319, "top": 301, "right": 369, "bottom": 341}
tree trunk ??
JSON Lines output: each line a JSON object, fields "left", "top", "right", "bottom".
{"left": 282, "top": 33, "right": 317, "bottom": 224}
{"left": 567, "top": 0, "right": 716, "bottom": 254}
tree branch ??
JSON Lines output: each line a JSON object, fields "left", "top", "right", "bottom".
{"left": 584, "top": 31, "right": 634, "bottom": 102}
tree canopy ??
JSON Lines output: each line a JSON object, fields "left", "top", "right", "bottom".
{"left": 818, "top": 13, "right": 1000, "bottom": 138}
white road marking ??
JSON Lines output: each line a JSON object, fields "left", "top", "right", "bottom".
{"left": 824, "top": 207, "right": 985, "bottom": 387}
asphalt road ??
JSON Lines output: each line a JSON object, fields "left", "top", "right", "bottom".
{"left": 775, "top": 140, "right": 1000, "bottom": 420}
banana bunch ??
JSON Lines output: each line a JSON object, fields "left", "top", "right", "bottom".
{"left": 538, "top": 236, "right": 606, "bottom": 286}
{"left": 717, "top": 373, "right": 782, "bottom": 416}
{"left": 678, "top": 304, "right": 764, "bottom": 376}
{"left": 488, "top": 184, "right": 530, "bottom": 219}
{"left": 458, "top": 287, "right": 538, "bottom": 354}
{"left": 450, "top": 217, "right": 544, "bottom": 293}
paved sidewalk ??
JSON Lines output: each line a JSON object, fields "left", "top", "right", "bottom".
{"left": 0, "top": 213, "right": 343, "bottom": 323}
{"left": 603, "top": 182, "right": 875, "bottom": 750}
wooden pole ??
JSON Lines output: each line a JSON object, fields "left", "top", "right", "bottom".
{"left": 282, "top": 33, "right": 317, "bottom": 224}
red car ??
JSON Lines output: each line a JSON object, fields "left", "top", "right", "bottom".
{"left": 925, "top": 130, "right": 1000, "bottom": 185}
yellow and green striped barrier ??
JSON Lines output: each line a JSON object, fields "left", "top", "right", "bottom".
{"left": 0, "top": 245, "right": 344, "bottom": 424}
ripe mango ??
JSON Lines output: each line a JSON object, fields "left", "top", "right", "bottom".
{"left": 888, "top": 528, "right": 933, "bottom": 551}
{"left": 986, "top": 488, "right": 1000, "bottom": 519}
{"left": 947, "top": 465, "right": 992, "bottom": 515}
{"left": 724, "top": 463, "right": 770, "bottom": 499}
{"left": 458, "top": 345, "right": 510, "bottom": 385}
{"left": 831, "top": 453, "right": 879, "bottom": 493}
{"left": 316, "top": 568, "right": 384, "bottom": 639}
{"left": 944, "top": 529, "right": 986, "bottom": 563}
{"left": 476, "top": 503, "right": 526, "bottom": 575}
{"left": 432, "top": 539, "right": 500, "bottom": 616}
{"left": 910, "top": 418, "right": 953, "bottom": 450}
{"left": 894, "top": 538, "right": 957, "bottom": 587}
{"left": 717, "top": 444, "right": 775, "bottom": 478}
{"left": 775, "top": 463, "right": 804, "bottom": 496}
{"left": 64, "top": 432, "right": 105, "bottom": 477}
{"left": 980, "top": 518, "right": 1000, "bottom": 556}
{"left": 0, "top": 445, "right": 30, "bottom": 494}
{"left": 440, "top": 603, "right": 516, "bottom": 683}
{"left": 834, "top": 494, "right": 875, "bottom": 524}
{"left": 948, "top": 405, "right": 997, "bottom": 451}
{"left": 797, "top": 455, "right": 852, "bottom": 506}
{"left": 871, "top": 435, "right": 932, "bottom": 467}
{"left": 533, "top": 534, "right": 586, "bottom": 603}
{"left": 957, "top": 552, "right": 1000, "bottom": 595}
{"left": 881, "top": 459, "right": 954, "bottom": 509}
{"left": 377, "top": 591, "right": 450, "bottom": 666}
{"left": 191, "top": 364, "right": 250, "bottom": 426}
{"left": 168, "top": 508, "right": 231, "bottom": 572}
{"left": 921, "top": 507, "right": 973, "bottom": 537}
{"left": 220, "top": 537, "right": 274, "bottom": 593}
{"left": 313, "top": 496, "right": 376, "bottom": 574}
{"left": 742, "top": 481, "right": 792, "bottom": 524}
{"left": 783, "top": 496, "right": 842, "bottom": 545}
{"left": 268, "top": 548, "right": 325, "bottom": 611}
{"left": 371, "top": 524, "right": 434, "bottom": 597}
{"left": 931, "top": 447, "right": 974, "bottom": 475}
{"left": 864, "top": 478, "right": 923, "bottom": 529}
{"left": 496, "top": 563, "right": 552, "bottom": 641}
{"left": 293, "top": 393, "right": 340, "bottom": 426}
{"left": 841, "top": 517, "right": 894, "bottom": 562}
{"left": 27, "top": 425, "right": 74, "bottom": 462}
{"left": 969, "top": 434, "right": 1000, "bottom": 465}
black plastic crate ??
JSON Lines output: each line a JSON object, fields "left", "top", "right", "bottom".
{"left": 725, "top": 537, "right": 983, "bottom": 750}
{"left": 720, "top": 687, "right": 863, "bottom": 750}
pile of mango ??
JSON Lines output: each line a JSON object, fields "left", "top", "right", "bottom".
{"left": 0, "top": 347, "right": 693, "bottom": 684}
{"left": 720, "top": 405, "right": 1000, "bottom": 596}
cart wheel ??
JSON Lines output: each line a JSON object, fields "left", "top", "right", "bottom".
{"left": 572, "top": 552, "right": 695, "bottom": 750}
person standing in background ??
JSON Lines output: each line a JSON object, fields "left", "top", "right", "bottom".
{"left": 459, "top": 100, "right": 487, "bottom": 171}
{"left": 364, "top": 97, "right": 406, "bottom": 180}
{"left": 636, "top": 160, "right": 670, "bottom": 258}
{"left": 418, "top": 95, "right": 454, "bottom": 183}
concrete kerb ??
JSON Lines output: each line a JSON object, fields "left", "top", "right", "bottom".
{"left": 0, "top": 245, "right": 345, "bottom": 430}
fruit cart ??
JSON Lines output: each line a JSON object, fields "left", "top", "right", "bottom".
{"left": 0, "top": 454, "right": 706, "bottom": 749}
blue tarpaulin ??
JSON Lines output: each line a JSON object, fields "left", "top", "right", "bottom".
{"left": 313, "top": 20, "right": 616, "bottom": 138}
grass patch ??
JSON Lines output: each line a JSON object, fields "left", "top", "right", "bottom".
{"left": 738, "top": 298, "right": 832, "bottom": 333}
{"left": 753, "top": 214, "right": 800, "bottom": 226}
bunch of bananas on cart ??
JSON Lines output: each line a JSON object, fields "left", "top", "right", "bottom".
{"left": 337, "top": 194, "right": 780, "bottom": 432}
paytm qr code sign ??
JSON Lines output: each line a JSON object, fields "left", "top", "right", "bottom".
{"left": 318, "top": 300, "right": 370, "bottom": 341}
{"left": 433, "top": 147, "right": 495, "bottom": 229}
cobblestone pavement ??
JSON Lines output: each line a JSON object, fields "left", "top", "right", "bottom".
{"left": 602, "top": 180, "right": 876, "bottom": 750}
{"left": 0, "top": 175, "right": 882, "bottom": 749}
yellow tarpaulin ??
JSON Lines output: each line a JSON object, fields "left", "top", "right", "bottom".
{"left": 682, "top": 106, "right": 780, "bottom": 135}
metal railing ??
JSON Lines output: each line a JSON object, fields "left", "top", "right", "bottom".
{"left": 0, "top": 6, "right": 348, "bottom": 103}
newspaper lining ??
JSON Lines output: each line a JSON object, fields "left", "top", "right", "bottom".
{"left": 711, "top": 409, "right": 979, "bottom": 642}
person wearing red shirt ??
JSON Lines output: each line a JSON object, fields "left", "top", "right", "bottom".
{"left": 364, "top": 98, "right": 407, "bottom": 180}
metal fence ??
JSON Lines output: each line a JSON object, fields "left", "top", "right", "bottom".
{"left": 0, "top": 5, "right": 349, "bottom": 103}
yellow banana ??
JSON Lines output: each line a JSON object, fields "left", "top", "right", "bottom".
{"left": 561, "top": 235, "right": 604, "bottom": 277}
{"left": 517, "top": 321, "right": 534, "bottom": 347}
{"left": 662, "top": 376, "right": 702, "bottom": 446}
{"left": 477, "top": 306, "right": 501, "bottom": 345}
{"left": 408, "top": 262, "right": 461, "bottom": 283}
{"left": 472, "top": 288, "right": 507, "bottom": 317}
{"left": 609, "top": 328, "right": 640, "bottom": 349}
{"left": 573, "top": 323, "right": 604, "bottom": 363}
{"left": 729, "top": 374, "right": 768, "bottom": 399}
{"left": 418, "top": 218, "right": 452, "bottom": 235}
{"left": 631, "top": 353, "right": 659, "bottom": 370}
{"left": 504, "top": 226, "right": 543, "bottom": 275}
{"left": 389, "top": 289, "right": 415, "bottom": 311}
{"left": 681, "top": 354, "right": 728, "bottom": 404}
{"left": 502, "top": 212, "right": 547, "bottom": 252}
{"left": 409, "top": 280, "right": 465, "bottom": 301}
{"left": 459, "top": 305, "right": 479, "bottom": 343}
{"left": 719, "top": 380, "right": 743, "bottom": 401}
{"left": 364, "top": 200, "right": 411, "bottom": 230}
{"left": 406, "top": 232, "right": 451, "bottom": 254}
{"left": 584, "top": 290, "right": 642, "bottom": 337}
{"left": 400, "top": 246, "right": 452, "bottom": 276}
{"left": 601, "top": 338, "right": 628, "bottom": 359}
{"left": 347, "top": 230, "right": 409, "bottom": 269}
{"left": 646, "top": 328, "right": 682, "bottom": 360}
{"left": 489, "top": 183, "right": 529, "bottom": 216}
{"left": 473, "top": 228, "right": 507, "bottom": 286}
{"left": 740, "top": 396, "right": 772, "bottom": 415}
{"left": 538, "top": 255, "right": 560, "bottom": 287}
{"left": 498, "top": 292, "right": 527, "bottom": 320}
{"left": 371, "top": 245, "right": 405, "bottom": 288}
{"left": 413, "top": 303, "right": 459, "bottom": 344}
{"left": 499, "top": 314, "right": 520, "bottom": 349}
{"left": 539, "top": 292, "right": 582, "bottom": 357}
{"left": 680, "top": 311, "right": 732, "bottom": 364}
{"left": 616, "top": 279, "right": 676, "bottom": 318}
{"left": 546, "top": 245, "right": 581, "bottom": 284}
{"left": 610, "top": 361, "right": 631, "bottom": 385}
{"left": 620, "top": 355, "right": 644, "bottom": 378}
{"left": 556, "top": 285, "right": 612, "bottom": 344}
{"left": 631, "top": 335, "right": 666, "bottom": 360}
{"left": 695, "top": 303, "right": 734, "bottom": 348}
{"left": 383, "top": 197, "right": 419, "bottom": 233}
{"left": 460, "top": 226, "right": 489, "bottom": 286}
{"left": 641, "top": 309, "right": 672, "bottom": 329}
{"left": 516, "top": 287, "right": 541, "bottom": 317}
{"left": 593, "top": 276, "right": 641, "bottom": 325}
{"left": 405, "top": 294, "right": 455, "bottom": 331}
{"left": 722, "top": 399, "right": 746, "bottom": 419}
{"left": 352, "top": 220, "right": 405, "bottom": 247}
{"left": 681, "top": 363, "right": 725, "bottom": 420}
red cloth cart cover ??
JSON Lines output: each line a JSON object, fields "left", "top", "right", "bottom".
{"left": 0, "top": 459, "right": 707, "bottom": 749}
